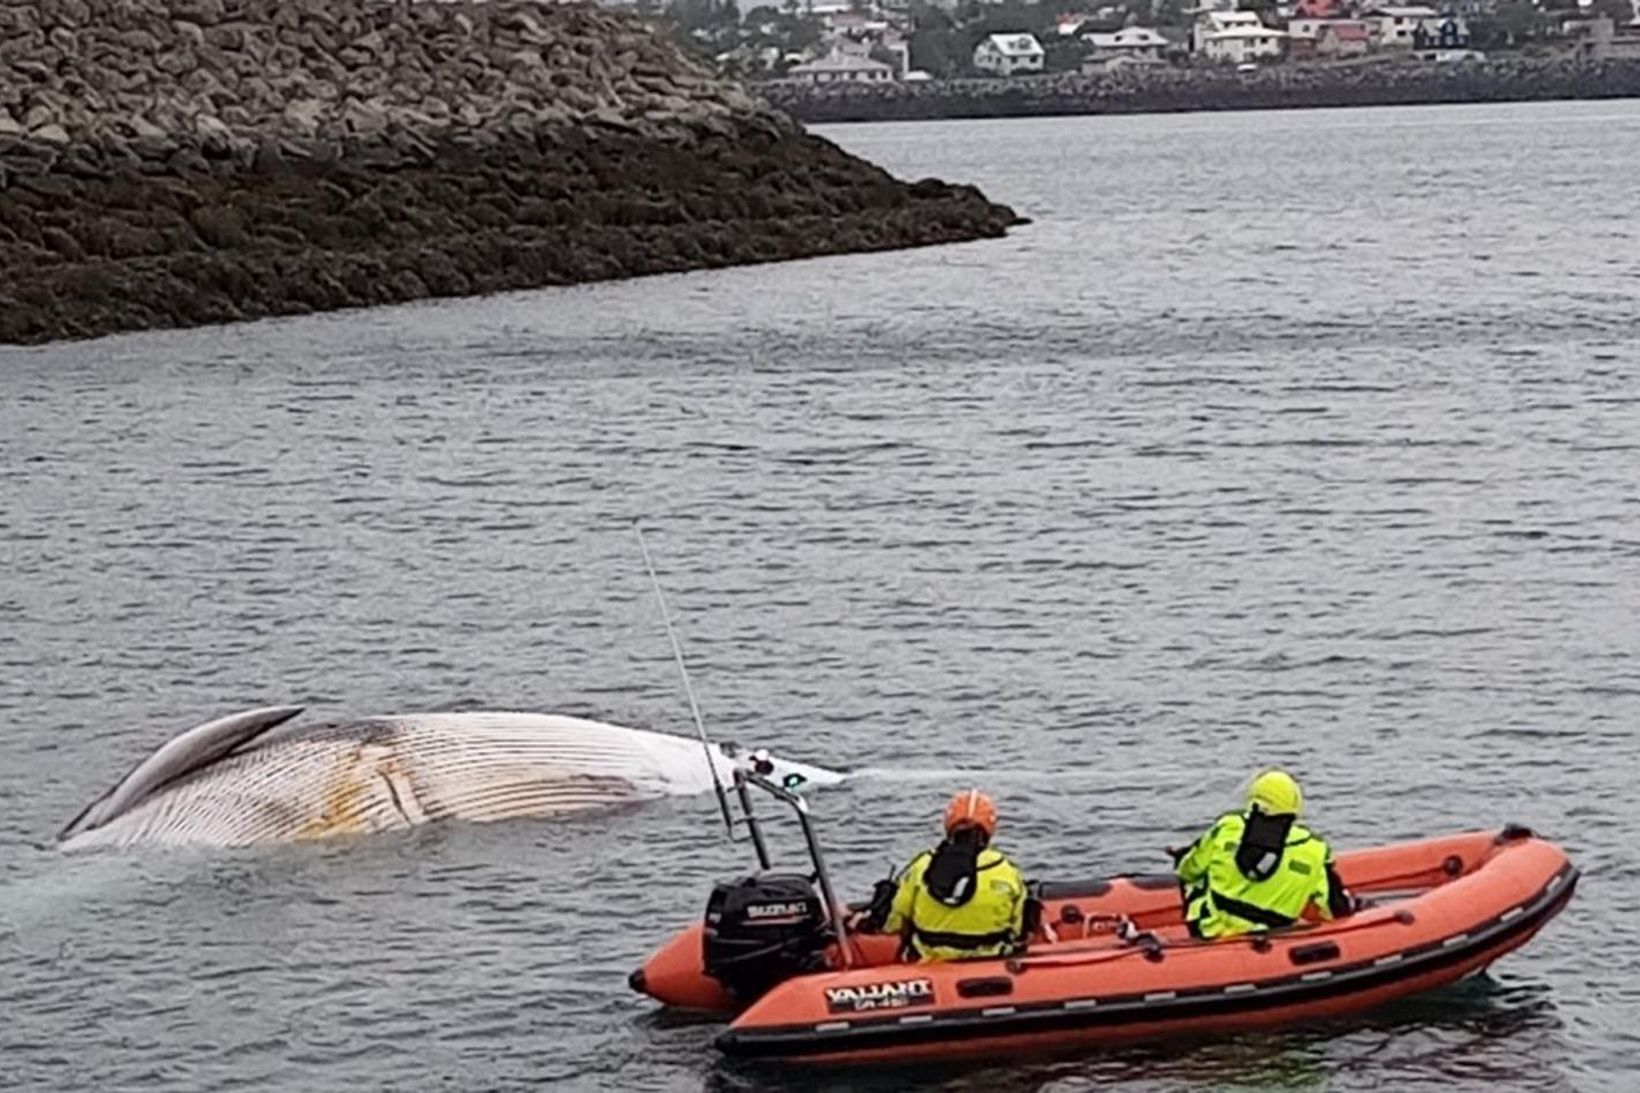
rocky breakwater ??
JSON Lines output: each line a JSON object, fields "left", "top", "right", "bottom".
{"left": 762, "top": 56, "right": 1640, "bottom": 124}
{"left": 0, "top": 0, "right": 1020, "bottom": 345}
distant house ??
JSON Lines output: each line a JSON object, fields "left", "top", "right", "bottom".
{"left": 1192, "top": 10, "right": 1268, "bottom": 51}
{"left": 973, "top": 33, "right": 1045, "bottom": 75}
{"left": 874, "top": 34, "right": 912, "bottom": 77}
{"left": 826, "top": 11, "right": 889, "bottom": 35}
{"left": 1055, "top": 12, "right": 1090, "bottom": 36}
{"left": 1565, "top": 15, "right": 1640, "bottom": 59}
{"left": 1082, "top": 26, "right": 1171, "bottom": 60}
{"left": 1201, "top": 23, "right": 1288, "bottom": 61}
{"left": 1412, "top": 13, "right": 1470, "bottom": 49}
{"left": 1287, "top": 18, "right": 1326, "bottom": 47}
{"left": 1288, "top": 0, "right": 1351, "bottom": 46}
{"left": 785, "top": 53, "right": 895, "bottom": 83}
{"left": 1292, "top": 0, "right": 1347, "bottom": 17}
{"left": 1362, "top": 6, "right": 1440, "bottom": 48}
{"left": 1316, "top": 20, "right": 1372, "bottom": 56}
{"left": 1195, "top": 12, "right": 1287, "bottom": 61}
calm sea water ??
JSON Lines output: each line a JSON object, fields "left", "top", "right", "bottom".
{"left": 3, "top": 100, "right": 1639, "bottom": 1092}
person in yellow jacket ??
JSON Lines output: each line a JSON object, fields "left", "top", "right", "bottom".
{"left": 857, "top": 789, "right": 1027, "bottom": 962}
{"left": 1174, "top": 769, "right": 1354, "bottom": 939}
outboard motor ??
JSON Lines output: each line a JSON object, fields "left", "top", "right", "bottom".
{"left": 703, "top": 873, "right": 830, "bottom": 1001}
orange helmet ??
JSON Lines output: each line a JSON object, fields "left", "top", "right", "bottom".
{"left": 943, "top": 789, "right": 997, "bottom": 838}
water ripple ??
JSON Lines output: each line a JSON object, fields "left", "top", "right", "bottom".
{"left": 2, "top": 100, "right": 1638, "bottom": 1091}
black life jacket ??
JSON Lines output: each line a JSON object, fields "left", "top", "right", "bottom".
{"left": 923, "top": 829, "right": 987, "bottom": 907}
{"left": 1234, "top": 809, "right": 1295, "bottom": 882}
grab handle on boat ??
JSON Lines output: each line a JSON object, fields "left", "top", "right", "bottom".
{"left": 1289, "top": 940, "right": 1341, "bottom": 966}
{"left": 957, "top": 977, "right": 1014, "bottom": 999}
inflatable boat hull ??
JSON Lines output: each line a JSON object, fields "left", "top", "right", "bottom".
{"left": 633, "top": 828, "right": 1575, "bottom": 1064}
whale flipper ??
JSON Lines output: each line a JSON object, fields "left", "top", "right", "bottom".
{"left": 58, "top": 705, "right": 305, "bottom": 840}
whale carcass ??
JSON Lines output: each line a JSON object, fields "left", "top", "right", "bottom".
{"left": 59, "top": 707, "right": 843, "bottom": 850}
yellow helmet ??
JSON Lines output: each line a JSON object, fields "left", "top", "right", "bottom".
{"left": 1246, "top": 769, "right": 1303, "bottom": 818}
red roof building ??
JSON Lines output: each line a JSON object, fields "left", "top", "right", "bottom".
{"left": 1293, "top": 0, "right": 1348, "bottom": 18}
{"left": 1317, "top": 19, "right": 1372, "bottom": 55}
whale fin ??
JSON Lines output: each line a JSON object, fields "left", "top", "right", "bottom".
{"left": 58, "top": 705, "right": 305, "bottom": 840}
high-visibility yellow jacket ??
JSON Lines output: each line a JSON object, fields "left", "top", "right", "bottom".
{"left": 882, "top": 846, "right": 1026, "bottom": 962}
{"left": 1176, "top": 811, "right": 1337, "bottom": 939}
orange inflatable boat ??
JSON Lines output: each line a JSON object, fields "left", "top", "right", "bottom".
{"left": 631, "top": 772, "right": 1577, "bottom": 1065}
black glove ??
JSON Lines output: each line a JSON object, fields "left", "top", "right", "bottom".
{"left": 856, "top": 877, "right": 898, "bottom": 933}
{"left": 1325, "top": 863, "right": 1355, "bottom": 919}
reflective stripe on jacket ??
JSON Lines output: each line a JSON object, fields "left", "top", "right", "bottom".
{"left": 881, "top": 846, "right": 1026, "bottom": 962}
{"left": 1175, "top": 811, "right": 1336, "bottom": 939}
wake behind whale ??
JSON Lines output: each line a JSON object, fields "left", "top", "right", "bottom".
{"left": 59, "top": 707, "right": 844, "bottom": 850}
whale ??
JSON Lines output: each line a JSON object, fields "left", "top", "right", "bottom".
{"left": 59, "top": 707, "right": 845, "bottom": 850}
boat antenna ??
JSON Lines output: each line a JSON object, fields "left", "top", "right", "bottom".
{"left": 634, "top": 522, "right": 735, "bottom": 837}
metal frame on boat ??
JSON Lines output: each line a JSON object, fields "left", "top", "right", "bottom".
{"left": 720, "top": 758, "right": 858, "bottom": 967}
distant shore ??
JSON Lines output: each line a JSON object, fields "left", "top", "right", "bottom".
{"left": 758, "top": 56, "right": 1640, "bottom": 124}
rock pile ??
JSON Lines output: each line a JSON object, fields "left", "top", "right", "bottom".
{"left": 0, "top": 0, "right": 1021, "bottom": 345}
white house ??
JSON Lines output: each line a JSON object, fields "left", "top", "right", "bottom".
{"left": 877, "top": 35, "right": 912, "bottom": 77}
{"left": 1191, "top": 9, "right": 1265, "bottom": 51}
{"left": 1195, "top": 11, "right": 1287, "bottom": 60}
{"left": 785, "top": 53, "right": 895, "bottom": 83}
{"left": 973, "top": 33, "right": 1045, "bottom": 75}
{"left": 1288, "top": 15, "right": 1333, "bottom": 42}
{"left": 1082, "top": 26, "right": 1171, "bottom": 60}
{"left": 1362, "top": 6, "right": 1440, "bottom": 47}
{"left": 825, "top": 11, "right": 891, "bottom": 35}
{"left": 1201, "top": 23, "right": 1288, "bottom": 60}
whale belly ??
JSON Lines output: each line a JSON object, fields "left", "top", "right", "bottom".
{"left": 59, "top": 717, "right": 664, "bottom": 849}
{"left": 59, "top": 738, "right": 413, "bottom": 849}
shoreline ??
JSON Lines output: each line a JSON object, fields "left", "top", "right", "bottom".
{"left": 757, "top": 56, "right": 1640, "bottom": 124}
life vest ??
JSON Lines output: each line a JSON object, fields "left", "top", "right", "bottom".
{"left": 1175, "top": 811, "right": 1337, "bottom": 939}
{"left": 882, "top": 845, "right": 1026, "bottom": 962}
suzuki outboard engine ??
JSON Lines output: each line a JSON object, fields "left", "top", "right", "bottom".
{"left": 703, "top": 873, "right": 829, "bottom": 1001}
